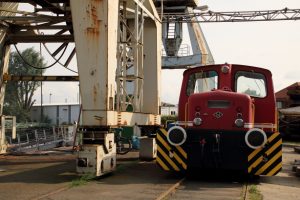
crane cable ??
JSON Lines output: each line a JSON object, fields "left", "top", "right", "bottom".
{"left": 13, "top": 43, "right": 69, "bottom": 70}
{"left": 35, "top": 29, "right": 78, "bottom": 74}
{"left": 41, "top": 43, "right": 78, "bottom": 74}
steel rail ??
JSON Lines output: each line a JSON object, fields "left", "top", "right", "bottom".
{"left": 155, "top": 178, "right": 185, "bottom": 200}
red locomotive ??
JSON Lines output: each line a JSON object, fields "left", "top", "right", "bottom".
{"left": 157, "top": 64, "right": 282, "bottom": 176}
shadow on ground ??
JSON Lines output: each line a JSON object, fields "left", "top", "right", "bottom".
{"left": 0, "top": 157, "right": 77, "bottom": 184}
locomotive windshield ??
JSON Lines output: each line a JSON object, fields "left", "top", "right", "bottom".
{"left": 186, "top": 71, "right": 218, "bottom": 96}
{"left": 235, "top": 71, "right": 267, "bottom": 98}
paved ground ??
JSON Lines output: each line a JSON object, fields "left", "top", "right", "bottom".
{"left": 0, "top": 146, "right": 299, "bottom": 200}
{"left": 259, "top": 146, "right": 300, "bottom": 200}
{"left": 167, "top": 180, "right": 243, "bottom": 200}
{"left": 0, "top": 150, "right": 184, "bottom": 200}
{"left": 0, "top": 152, "right": 77, "bottom": 200}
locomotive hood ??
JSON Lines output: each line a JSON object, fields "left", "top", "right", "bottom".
{"left": 187, "top": 90, "right": 254, "bottom": 131}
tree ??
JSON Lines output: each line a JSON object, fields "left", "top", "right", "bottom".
{"left": 3, "top": 48, "right": 46, "bottom": 122}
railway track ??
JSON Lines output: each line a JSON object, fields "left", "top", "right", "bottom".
{"left": 31, "top": 177, "right": 249, "bottom": 200}
{"left": 2, "top": 147, "right": 299, "bottom": 200}
{"left": 242, "top": 183, "right": 249, "bottom": 200}
{"left": 155, "top": 176, "right": 249, "bottom": 200}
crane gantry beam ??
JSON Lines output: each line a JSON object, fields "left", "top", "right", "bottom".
{"left": 162, "top": 8, "right": 300, "bottom": 23}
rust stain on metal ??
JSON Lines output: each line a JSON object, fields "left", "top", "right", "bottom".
{"left": 85, "top": 0, "right": 102, "bottom": 38}
{"left": 192, "top": 23, "right": 208, "bottom": 64}
{"left": 93, "top": 84, "right": 97, "bottom": 104}
{"left": 117, "top": 112, "right": 122, "bottom": 126}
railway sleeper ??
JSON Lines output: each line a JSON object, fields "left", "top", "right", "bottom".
{"left": 292, "top": 159, "right": 300, "bottom": 175}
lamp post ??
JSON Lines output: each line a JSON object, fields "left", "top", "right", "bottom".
{"left": 49, "top": 93, "right": 52, "bottom": 104}
{"left": 40, "top": 79, "right": 43, "bottom": 123}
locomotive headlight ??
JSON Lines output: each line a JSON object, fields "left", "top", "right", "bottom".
{"left": 235, "top": 118, "right": 244, "bottom": 127}
{"left": 221, "top": 65, "right": 230, "bottom": 74}
{"left": 167, "top": 126, "right": 187, "bottom": 146}
{"left": 245, "top": 128, "right": 267, "bottom": 149}
{"left": 193, "top": 117, "right": 202, "bottom": 126}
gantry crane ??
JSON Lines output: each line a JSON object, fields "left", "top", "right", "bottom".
{"left": 0, "top": 0, "right": 299, "bottom": 176}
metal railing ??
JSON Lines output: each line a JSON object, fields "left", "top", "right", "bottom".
{"left": 162, "top": 43, "right": 191, "bottom": 57}
{"left": 6, "top": 125, "right": 75, "bottom": 152}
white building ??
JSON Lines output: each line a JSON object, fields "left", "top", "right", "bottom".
{"left": 31, "top": 102, "right": 177, "bottom": 125}
{"left": 31, "top": 103, "right": 80, "bottom": 125}
{"left": 161, "top": 102, "right": 178, "bottom": 116}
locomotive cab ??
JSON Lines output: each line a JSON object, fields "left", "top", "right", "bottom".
{"left": 156, "top": 64, "right": 282, "bottom": 176}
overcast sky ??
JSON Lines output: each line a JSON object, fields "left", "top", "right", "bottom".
{"left": 162, "top": 0, "right": 300, "bottom": 104}
{"left": 17, "top": 1, "right": 300, "bottom": 105}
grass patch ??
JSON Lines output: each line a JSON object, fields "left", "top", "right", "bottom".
{"left": 70, "top": 173, "right": 95, "bottom": 188}
{"left": 248, "top": 185, "right": 263, "bottom": 200}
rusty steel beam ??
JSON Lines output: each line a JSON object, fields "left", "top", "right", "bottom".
{"left": 3, "top": 74, "right": 79, "bottom": 81}
{"left": 17, "top": 25, "right": 72, "bottom": 30}
{"left": 155, "top": 0, "right": 199, "bottom": 7}
{"left": 33, "top": 20, "right": 69, "bottom": 28}
{"left": 132, "top": 0, "right": 158, "bottom": 22}
{"left": 0, "top": 0, "right": 35, "bottom": 4}
{"left": 0, "top": 0, "right": 68, "bottom": 3}
{"left": 162, "top": 8, "right": 300, "bottom": 23}
{"left": 0, "top": 0, "right": 68, "bottom": 14}
{"left": 0, "top": 16, "right": 69, "bottom": 22}
{"left": 7, "top": 34, "right": 74, "bottom": 43}
{"left": 31, "top": 0, "right": 65, "bottom": 14}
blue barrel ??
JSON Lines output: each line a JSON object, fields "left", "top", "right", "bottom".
{"left": 132, "top": 136, "right": 140, "bottom": 149}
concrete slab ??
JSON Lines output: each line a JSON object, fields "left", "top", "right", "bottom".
{"left": 0, "top": 150, "right": 182, "bottom": 200}
{"left": 1, "top": 147, "right": 299, "bottom": 200}
{"left": 259, "top": 147, "right": 300, "bottom": 200}
{"left": 41, "top": 160, "right": 182, "bottom": 200}
{"left": 168, "top": 181, "right": 243, "bottom": 200}
{"left": 0, "top": 154, "right": 77, "bottom": 200}
{"left": 292, "top": 160, "right": 300, "bottom": 172}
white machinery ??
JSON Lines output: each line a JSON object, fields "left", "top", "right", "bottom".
{"left": 161, "top": 6, "right": 214, "bottom": 68}
{"left": 70, "top": 0, "right": 161, "bottom": 176}
{"left": 0, "top": 116, "right": 16, "bottom": 154}
{"left": 0, "top": 2, "right": 18, "bottom": 155}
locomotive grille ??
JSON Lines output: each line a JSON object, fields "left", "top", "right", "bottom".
{"left": 208, "top": 100, "right": 230, "bottom": 108}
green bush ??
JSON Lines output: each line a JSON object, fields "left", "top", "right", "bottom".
{"left": 161, "top": 115, "right": 178, "bottom": 127}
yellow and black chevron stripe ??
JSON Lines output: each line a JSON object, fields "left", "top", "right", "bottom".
{"left": 156, "top": 129, "right": 187, "bottom": 171}
{"left": 248, "top": 132, "right": 282, "bottom": 176}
